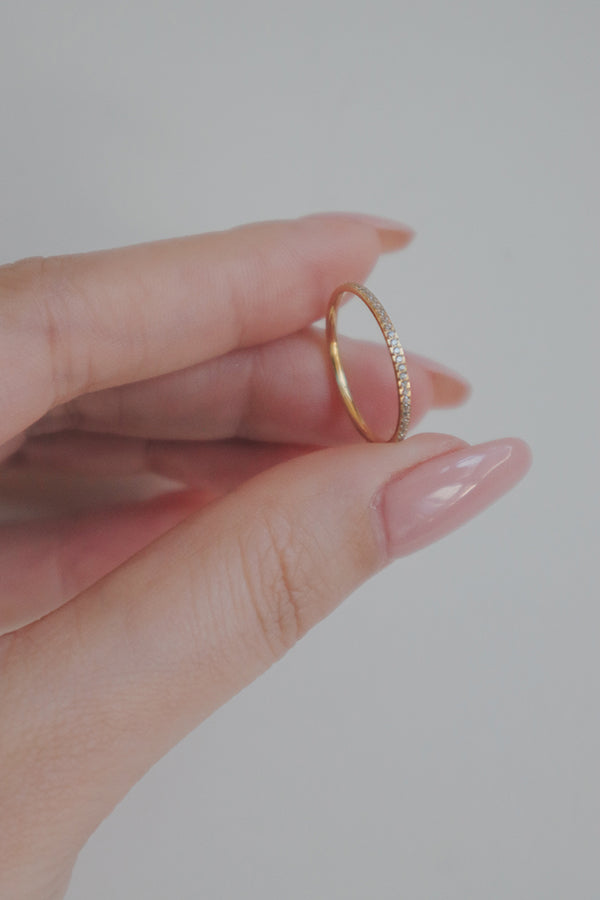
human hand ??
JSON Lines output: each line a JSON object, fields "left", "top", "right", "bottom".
{"left": 0, "top": 213, "right": 531, "bottom": 898}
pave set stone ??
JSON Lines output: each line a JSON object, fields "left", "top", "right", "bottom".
{"left": 348, "top": 282, "right": 411, "bottom": 441}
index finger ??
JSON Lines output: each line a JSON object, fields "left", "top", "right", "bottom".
{"left": 0, "top": 213, "right": 412, "bottom": 444}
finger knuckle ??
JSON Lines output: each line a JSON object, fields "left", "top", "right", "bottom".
{"left": 239, "top": 507, "right": 320, "bottom": 663}
{"left": 34, "top": 255, "right": 85, "bottom": 405}
{"left": 0, "top": 254, "right": 87, "bottom": 407}
{"left": 0, "top": 254, "right": 45, "bottom": 291}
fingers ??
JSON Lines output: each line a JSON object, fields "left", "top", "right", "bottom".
{"left": 0, "top": 435, "right": 25, "bottom": 463}
{"left": 0, "top": 490, "right": 206, "bottom": 636}
{"left": 408, "top": 352, "right": 472, "bottom": 407}
{"left": 0, "top": 437, "right": 332, "bottom": 632}
{"left": 8, "top": 340, "right": 470, "bottom": 484}
{"left": 10, "top": 432, "right": 316, "bottom": 489}
{"left": 26, "top": 330, "right": 470, "bottom": 445}
{"left": 0, "top": 213, "right": 411, "bottom": 444}
{"left": 0, "top": 433, "right": 531, "bottom": 878}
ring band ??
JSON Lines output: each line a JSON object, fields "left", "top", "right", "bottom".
{"left": 326, "top": 282, "right": 411, "bottom": 442}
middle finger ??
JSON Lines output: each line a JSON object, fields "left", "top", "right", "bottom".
{"left": 28, "top": 328, "right": 470, "bottom": 446}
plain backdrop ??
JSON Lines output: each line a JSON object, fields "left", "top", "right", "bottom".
{"left": 1, "top": 1, "right": 598, "bottom": 897}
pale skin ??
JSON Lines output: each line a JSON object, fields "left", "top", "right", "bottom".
{"left": 0, "top": 213, "right": 531, "bottom": 898}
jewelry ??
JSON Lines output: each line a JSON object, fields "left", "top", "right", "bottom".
{"left": 326, "top": 282, "right": 411, "bottom": 442}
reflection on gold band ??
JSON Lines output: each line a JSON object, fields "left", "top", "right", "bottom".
{"left": 326, "top": 282, "right": 411, "bottom": 442}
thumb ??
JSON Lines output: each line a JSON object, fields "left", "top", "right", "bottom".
{"left": 0, "top": 432, "right": 531, "bottom": 894}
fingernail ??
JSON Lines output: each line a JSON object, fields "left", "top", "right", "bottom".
{"left": 305, "top": 211, "right": 415, "bottom": 252}
{"left": 377, "top": 438, "right": 532, "bottom": 559}
{"left": 409, "top": 352, "right": 472, "bottom": 405}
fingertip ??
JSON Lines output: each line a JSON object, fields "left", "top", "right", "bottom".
{"left": 470, "top": 436, "right": 533, "bottom": 480}
{"left": 406, "top": 430, "right": 471, "bottom": 449}
{"left": 407, "top": 353, "right": 472, "bottom": 408}
{"left": 376, "top": 225, "right": 416, "bottom": 253}
{"left": 299, "top": 211, "right": 415, "bottom": 255}
{"left": 432, "top": 372, "right": 472, "bottom": 407}
{"left": 379, "top": 434, "right": 532, "bottom": 560}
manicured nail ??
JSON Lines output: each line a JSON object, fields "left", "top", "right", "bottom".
{"left": 377, "top": 438, "right": 532, "bottom": 559}
{"left": 305, "top": 211, "right": 415, "bottom": 252}
{"left": 409, "top": 352, "right": 472, "bottom": 407}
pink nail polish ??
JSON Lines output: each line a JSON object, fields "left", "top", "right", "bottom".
{"left": 329, "top": 212, "right": 414, "bottom": 233}
{"left": 302, "top": 211, "right": 415, "bottom": 251}
{"left": 377, "top": 438, "right": 532, "bottom": 559}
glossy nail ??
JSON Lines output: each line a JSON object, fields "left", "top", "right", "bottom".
{"left": 304, "top": 211, "right": 415, "bottom": 252}
{"left": 409, "top": 351, "right": 472, "bottom": 407}
{"left": 377, "top": 438, "right": 532, "bottom": 558}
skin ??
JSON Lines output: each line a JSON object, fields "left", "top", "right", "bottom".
{"left": 0, "top": 213, "right": 530, "bottom": 899}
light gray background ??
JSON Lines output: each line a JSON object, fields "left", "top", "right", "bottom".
{"left": 1, "top": 1, "right": 598, "bottom": 897}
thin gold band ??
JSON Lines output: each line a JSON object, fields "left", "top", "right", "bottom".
{"left": 326, "top": 282, "right": 411, "bottom": 442}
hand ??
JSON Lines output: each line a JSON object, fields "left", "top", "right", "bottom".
{"left": 0, "top": 213, "right": 531, "bottom": 899}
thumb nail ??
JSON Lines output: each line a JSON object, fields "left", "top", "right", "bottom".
{"left": 377, "top": 437, "right": 532, "bottom": 559}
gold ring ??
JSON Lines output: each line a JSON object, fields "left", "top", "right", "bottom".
{"left": 326, "top": 282, "right": 411, "bottom": 442}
